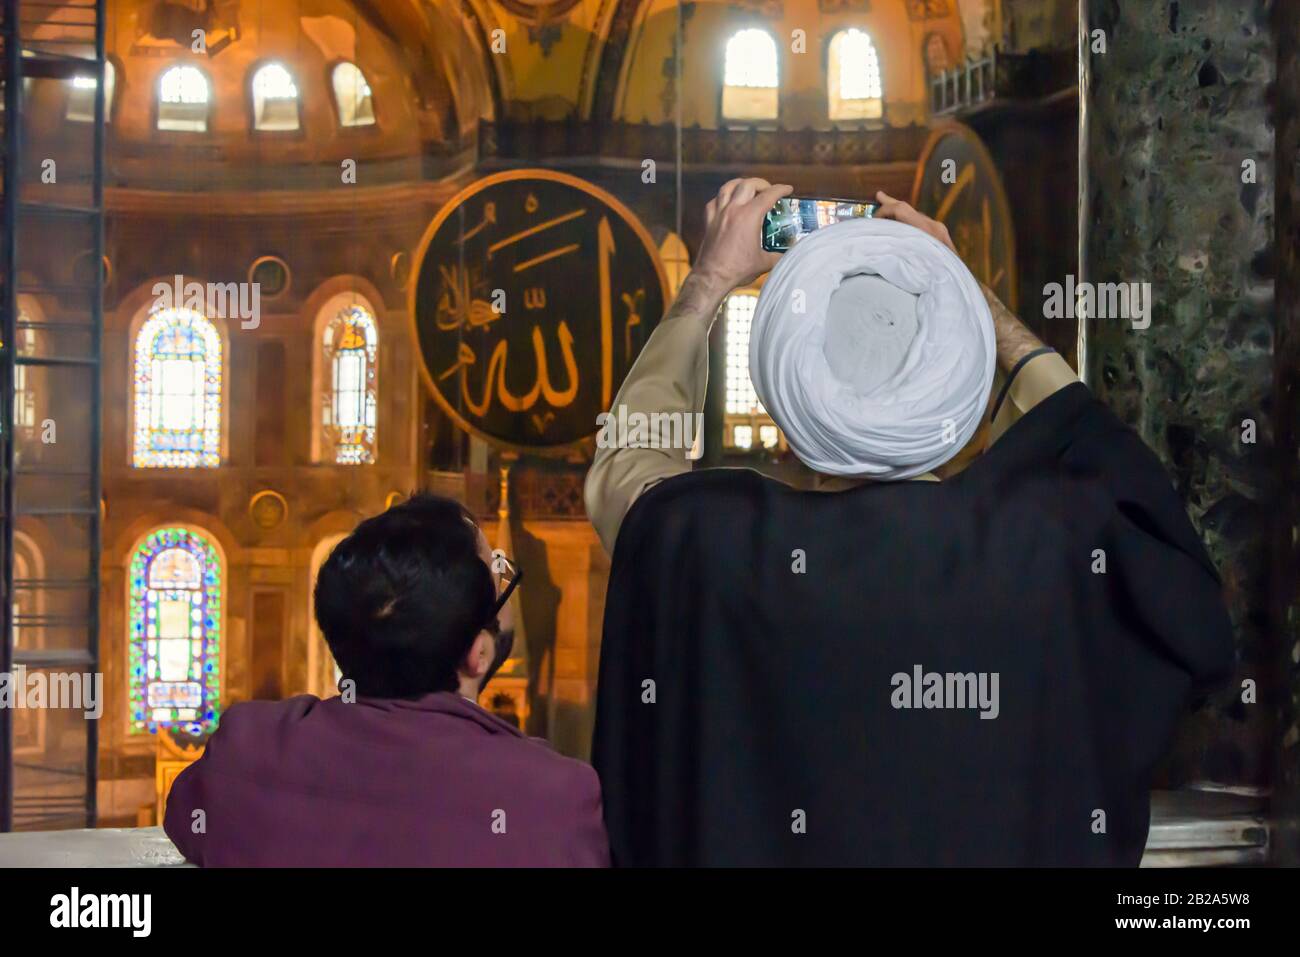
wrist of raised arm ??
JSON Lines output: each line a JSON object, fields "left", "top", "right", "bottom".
{"left": 676, "top": 270, "right": 731, "bottom": 322}
{"left": 981, "top": 283, "right": 1046, "bottom": 372}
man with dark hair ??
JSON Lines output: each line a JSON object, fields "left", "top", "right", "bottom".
{"left": 164, "top": 493, "right": 609, "bottom": 867}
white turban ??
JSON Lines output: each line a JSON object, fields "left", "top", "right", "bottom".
{"left": 749, "top": 217, "right": 996, "bottom": 479}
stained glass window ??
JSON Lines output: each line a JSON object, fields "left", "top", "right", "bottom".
{"left": 128, "top": 527, "right": 222, "bottom": 736}
{"left": 332, "top": 62, "right": 375, "bottom": 127}
{"left": 322, "top": 304, "right": 378, "bottom": 464}
{"left": 723, "top": 29, "right": 779, "bottom": 121}
{"left": 252, "top": 62, "right": 300, "bottom": 131}
{"left": 828, "top": 29, "right": 884, "bottom": 121}
{"left": 157, "top": 64, "right": 209, "bottom": 132}
{"left": 133, "top": 306, "right": 222, "bottom": 469}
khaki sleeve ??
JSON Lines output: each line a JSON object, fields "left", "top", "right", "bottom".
{"left": 584, "top": 312, "right": 712, "bottom": 554}
{"left": 988, "top": 350, "right": 1080, "bottom": 445}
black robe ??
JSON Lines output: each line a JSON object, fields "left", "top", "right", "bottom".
{"left": 591, "top": 382, "right": 1234, "bottom": 866}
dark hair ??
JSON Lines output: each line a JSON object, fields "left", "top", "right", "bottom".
{"left": 313, "top": 493, "right": 495, "bottom": 698}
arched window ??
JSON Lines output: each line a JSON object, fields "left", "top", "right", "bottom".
{"left": 828, "top": 28, "right": 883, "bottom": 121}
{"left": 252, "top": 62, "right": 300, "bottom": 131}
{"left": 332, "top": 62, "right": 375, "bottom": 127}
{"left": 133, "top": 306, "right": 223, "bottom": 469}
{"left": 67, "top": 60, "right": 115, "bottom": 123}
{"left": 722, "top": 291, "right": 782, "bottom": 452}
{"left": 157, "top": 64, "right": 209, "bottom": 132}
{"left": 319, "top": 301, "right": 378, "bottom": 464}
{"left": 128, "top": 527, "right": 223, "bottom": 735}
{"left": 722, "top": 28, "right": 779, "bottom": 122}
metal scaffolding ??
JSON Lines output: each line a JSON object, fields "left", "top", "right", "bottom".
{"left": 0, "top": 0, "right": 104, "bottom": 830}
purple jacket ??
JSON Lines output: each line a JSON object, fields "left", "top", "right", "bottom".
{"left": 163, "top": 692, "right": 610, "bottom": 867}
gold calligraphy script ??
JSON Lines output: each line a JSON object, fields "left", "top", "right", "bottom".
{"left": 434, "top": 198, "right": 644, "bottom": 432}
{"left": 932, "top": 161, "right": 1005, "bottom": 293}
{"left": 439, "top": 323, "right": 579, "bottom": 416}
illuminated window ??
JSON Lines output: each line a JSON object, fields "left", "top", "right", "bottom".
{"left": 128, "top": 527, "right": 222, "bottom": 735}
{"left": 722, "top": 28, "right": 779, "bottom": 122}
{"left": 13, "top": 317, "right": 35, "bottom": 431}
{"left": 67, "top": 61, "right": 115, "bottom": 123}
{"left": 722, "top": 292, "right": 783, "bottom": 452}
{"left": 157, "top": 65, "right": 210, "bottom": 132}
{"left": 321, "top": 303, "right": 378, "bottom": 464}
{"left": 332, "top": 62, "right": 375, "bottom": 127}
{"left": 724, "top": 292, "right": 762, "bottom": 416}
{"left": 828, "top": 28, "right": 883, "bottom": 121}
{"left": 252, "top": 62, "right": 300, "bottom": 131}
{"left": 133, "top": 307, "right": 222, "bottom": 468}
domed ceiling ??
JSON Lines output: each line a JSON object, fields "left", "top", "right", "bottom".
{"left": 22, "top": 0, "right": 974, "bottom": 186}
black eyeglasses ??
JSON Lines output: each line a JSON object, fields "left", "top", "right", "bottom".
{"left": 486, "top": 551, "right": 523, "bottom": 632}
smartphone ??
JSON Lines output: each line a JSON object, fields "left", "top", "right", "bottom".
{"left": 761, "top": 197, "right": 880, "bottom": 252}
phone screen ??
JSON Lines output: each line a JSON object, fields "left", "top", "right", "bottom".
{"left": 762, "top": 197, "right": 879, "bottom": 252}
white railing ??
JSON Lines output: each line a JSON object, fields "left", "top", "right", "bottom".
{"left": 0, "top": 786, "right": 1268, "bottom": 867}
{"left": 930, "top": 48, "right": 999, "bottom": 116}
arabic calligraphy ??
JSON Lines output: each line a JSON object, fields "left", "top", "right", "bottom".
{"left": 440, "top": 321, "right": 579, "bottom": 416}
{"left": 914, "top": 126, "right": 1017, "bottom": 312}
{"left": 410, "top": 170, "right": 668, "bottom": 450}
{"left": 435, "top": 264, "right": 499, "bottom": 331}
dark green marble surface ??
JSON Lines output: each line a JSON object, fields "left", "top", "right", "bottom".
{"left": 1081, "top": 0, "right": 1284, "bottom": 835}
{"left": 1270, "top": 0, "right": 1299, "bottom": 865}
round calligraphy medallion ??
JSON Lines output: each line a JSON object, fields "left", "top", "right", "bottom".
{"left": 409, "top": 170, "right": 669, "bottom": 452}
{"left": 911, "top": 123, "right": 1018, "bottom": 311}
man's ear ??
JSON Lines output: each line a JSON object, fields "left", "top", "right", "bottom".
{"left": 458, "top": 631, "right": 494, "bottom": 684}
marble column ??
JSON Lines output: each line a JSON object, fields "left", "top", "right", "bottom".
{"left": 1271, "top": 0, "right": 1299, "bottom": 865}
{"left": 1080, "top": 0, "right": 1287, "bottom": 852}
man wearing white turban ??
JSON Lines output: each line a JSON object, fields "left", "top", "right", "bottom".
{"left": 586, "top": 179, "right": 1233, "bottom": 866}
